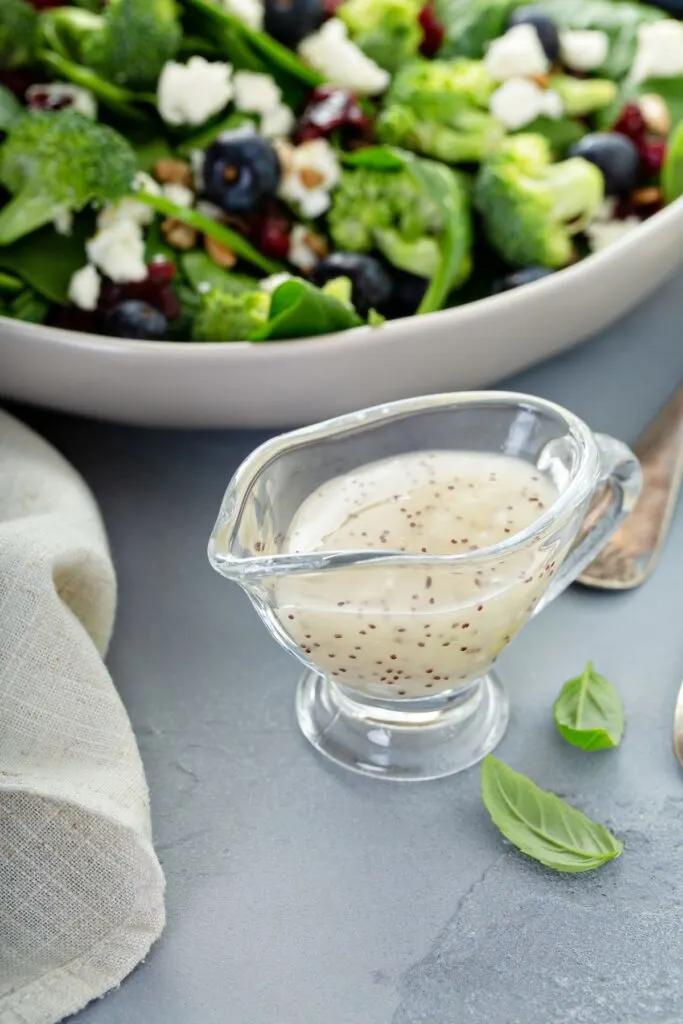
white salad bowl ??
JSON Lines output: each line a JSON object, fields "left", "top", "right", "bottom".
{"left": 1, "top": 196, "right": 683, "bottom": 429}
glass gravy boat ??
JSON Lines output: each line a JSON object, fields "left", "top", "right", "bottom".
{"left": 209, "top": 393, "right": 641, "bottom": 781}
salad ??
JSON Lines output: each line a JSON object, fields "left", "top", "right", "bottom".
{"left": 1, "top": 0, "right": 683, "bottom": 344}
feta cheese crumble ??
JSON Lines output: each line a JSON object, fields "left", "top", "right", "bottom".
{"left": 631, "top": 20, "right": 683, "bottom": 84}
{"left": 157, "top": 57, "right": 234, "bottom": 126}
{"left": 298, "top": 19, "right": 390, "bottom": 96}
{"left": 97, "top": 172, "right": 161, "bottom": 230}
{"left": 233, "top": 70, "right": 296, "bottom": 139}
{"left": 68, "top": 264, "right": 101, "bottom": 311}
{"left": 559, "top": 30, "right": 609, "bottom": 72}
{"left": 490, "top": 78, "right": 563, "bottom": 130}
{"left": 52, "top": 206, "right": 74, "bottom": 237}
{"left": 218, "top": 0, "right": 264, "bottom": 30}
{"left": 260, "top": 272, "right": 293, "bottom": 293}
{"left": 279, "top": 139, "right": 341, "bottom": 218}
{"left": 26, "top": 82, "right": 97, "bottom": 118}
{"left": 288, "top": 224, "right": 321, "bottom": 271}
{"left": 86, "top": 220, "right": 147, "bottom": 283}
{"left": 162, "top": 183, "right": 195, "bottom": 208}
{"left": 484, "top": 24, "right": 549, "bottom": 81}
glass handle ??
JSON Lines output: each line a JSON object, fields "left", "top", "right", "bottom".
{"left": 533, "top": 433, "right": 642, "bottom": 614}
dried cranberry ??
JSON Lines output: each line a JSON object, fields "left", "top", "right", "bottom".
{"left": 638, "top": 137, "right": 666, "bottom": 178}
{"left": 147, "top": 259, "right": 176, "bottom": 284}
{"left": 418, "top": 2, "right": 445, "bottom": 57}
{"left": 0, "top": 68, "right": 43, "bottom": 98}
{"left": 323, "top": 0, "right": 345, "bottom": 15}
{"left": 98, "top": 269, "right": 181, "bottom": 320}
{"left": 49, "top": 307, "right": 98, "bottom": 334}
{"left": 613, "top": 102, "right": 646, "bottom": 142}
{"left": 26, "top": 89, "right": 72, "bottom": 112}
{"left": 255, "top": 215, "right": 291, "bottom": 260}
{"left": 296, "top": 85, "right": 372, "bottom": 144}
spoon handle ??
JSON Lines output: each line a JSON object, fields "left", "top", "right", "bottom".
{"left": 579, "top": 384, "right": 683, "bottom": 590}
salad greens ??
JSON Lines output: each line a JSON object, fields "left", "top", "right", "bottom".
{"left": 554, "top": 661, "right": 625, "bottom": 750}
{"left": 0, "top": 0, "right": 681, "bottom": 343}
{"left": 481, "top": 755, "right": 623, "bottom": 872}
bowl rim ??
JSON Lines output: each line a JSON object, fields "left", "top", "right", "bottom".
{"left": 2, "top": 194, "right": 683, "bottom": 361}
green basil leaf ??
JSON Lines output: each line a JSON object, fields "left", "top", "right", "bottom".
{"left": 553, "top": 661, "right": 625, "bottom": 751}
{"left": 0, "top": 221, "right": 91, "bottom": 304}
{"left": 0, "top": 86, "right": 23, "bottom": 133}
{"left": 481, "top": 756, "right": 623, "bottom": 873}
{"left": 663, "top": 119, "right": 683, "bottom": 204}
{"left": 252, "top": 278, "right": 362, "bottom": 340}
{"left": 132, "top": 192, "right": 283, "bottom": 275}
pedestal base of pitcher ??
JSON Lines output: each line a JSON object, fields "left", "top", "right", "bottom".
{"left": 295, "top": 670, "right": 509, "bottom": 781}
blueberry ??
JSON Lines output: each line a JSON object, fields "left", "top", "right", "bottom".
{"left": 382, "top": 267, "right": 428, "bottom": 318}
{"left": 508, "top": 6, "right": 560, "bottom": 62}
{"left": 569, "top": 132, "right": 640, "bottom": 196}
{"left": 265, "top": 0, "right": 325, "bottom": 47}
{"left": 311, "top": 253, "right": 393, "bottom": 317}
{"left": 203, "top": 131, "right": 281, "bottom": 214}
{"left": 102, "top": 300, "right": 168, "bottom": 340}
{"left": 491, "top": 266, "right": 554, "bottom": 294}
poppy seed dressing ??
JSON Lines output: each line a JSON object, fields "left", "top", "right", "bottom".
{"left": 276, "top": 451, "right": 560, "bottom": 699}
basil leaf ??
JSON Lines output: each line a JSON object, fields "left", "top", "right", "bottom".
{"left": 132, "top": 192, "right": 283, "bottom": 274}
{"left": 481, "top": 756, "right": 623, "bottom": 873}
{"left": 180, "top": 251, "right": 258, "bottom": 295}
{"left": 553, "top": 661, "right": 625, "bottom": 751}
{"left": 664, "top": 120, "right": 683, "bottom": 204}
{"left": 252, "top": 278, "right": 362, "bottom": 340}
{"left": 0, "top": 87, "right": 23, "bottom": 133}
{"left": 0, "top": 222, "right": 91, "bottom": 304}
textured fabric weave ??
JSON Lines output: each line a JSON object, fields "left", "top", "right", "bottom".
{"left": 0, "top": 409, "right": 165, "bottom": 1024}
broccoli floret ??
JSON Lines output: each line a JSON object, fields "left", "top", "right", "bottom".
{"left": 474, "top": 133, "right": 604, "bottom": 269}
{"left": 377, "top": 59, "right": 502, "bottom": 163}
{"left": 387, "top": 58, "right": 497, "bottom": 120}
{"left": 378, "top": 103, "right": 504, "bottom": 163}
{"left": 328, "top": 163, "right": 470, "bottom": 283}
{"left": 549, "top": 76, "right": 617, "bottom": 117}
{"left": 0, "top": 0, "right": 38, "bottom": 70}
{"left": 192, "top": 290, "right": 270, "bottom": 342}
{"left": 337, "top": 0, "right": 423, "bottom": 72}
{"left": 0, "top": 109, "right": 137, "bottom": 245}
{"left": 41, "top": 0, "right": 182, "bottom": 90}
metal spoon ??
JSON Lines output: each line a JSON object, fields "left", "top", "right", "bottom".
{"left": 579, "top": 383, "right": 683, "bottom": 590}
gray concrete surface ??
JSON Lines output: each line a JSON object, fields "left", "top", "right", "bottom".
{"left": 19, "top": 268, "right": 683, "bottom": 1023}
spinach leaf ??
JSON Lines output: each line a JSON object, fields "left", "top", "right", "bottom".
{"left": 8, "top": 288, "right": 50, "bottom": 324}
{"left": 0, "top": 222, "right": 91, "bottom": 304}
{"left": 481, "top": 756, "right": 623, "bottom": 873}
{"left": 516, "top": 116, "right": 586, "bottom": 156}
{"left": 0, "top": 270, "right": 23, "bottom": 296}
{"left": 640, "top": 77, "right": 683, "bottom": 131}
{"left": 0, "top": 87, "right": 23, "bottom": 133}
{"left": 176, "top": 112, "right": 255, "bottom": 156}
{"left": 397, "top": 151, "right": 472, "bottom": 315}
{"left": 436, "top": 0, "right": 518, "bottom": 58}
{"left": 554, "top": 662, "right": 625, "bottom": 751}
{"left": 183, "top": 0, "right": 323, "bottom": 86}
{"left": 180, "top": 251, "right": 259, "bottom": 295}
{"left": 252, "top": 278, "right": 362, "bottom": 340}
{"left": 133, "top": 192, "right": 283, "bottom": 274}
{"left": 144, "top": 220, "right": 178, "bottom": 266}
{"left": 663, "top": 119, "right": 683, "bottom": 203}
{"left": 133, "top": 137, "right": 174, "bottom": 174}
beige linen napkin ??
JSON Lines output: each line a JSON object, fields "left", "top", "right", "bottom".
{"left": 0, "top": 409, "right": 165, "bottom": 1024}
